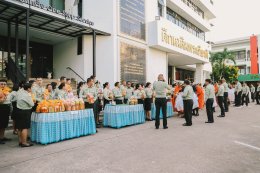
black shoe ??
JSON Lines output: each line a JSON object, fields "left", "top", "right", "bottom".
{"left": 225, "top": 111, "right": 229, "bottom": 112}
{"left": 20, "top": 143, "right": 33, "bottom": 147}
{"left": 0, "top": 140, "right": 5, "bottom": 144}
{"left": 195, "top": 113, "right": 199, "bottom": 116}
{"left": 182, "top": 123, "right": 192, "bottom": 126}
{"left": 155, "top": 127, "right": 159, "bottom": 129}
{"left": 217, "top": 115, "right": 225, "bottom": 117}
{"left": 2, "top": 137, "right": 12, "bottom": 142}
{"left": 163, "top": 126, "right": 168, "bottom": 129}
{"left": 205, "top": 121, "right": 214, "bottom": 123}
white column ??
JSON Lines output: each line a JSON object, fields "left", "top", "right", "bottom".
{"left": 195, "top": 63, "right": 204, "bottom": 84}
{"left": 172, "top": 66, "right": 176, "bottom": 81}
{"left": 163, "top": 0, "right": 167, "bottom": 18}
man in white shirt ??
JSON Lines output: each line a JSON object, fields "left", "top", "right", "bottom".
{"left": 256, "top": 82, "right": 260, "bottom": 105}
{"left": 217, "top": 80, "right": 225, "bottom": 117}
{"left": 222, "top": 79, "right": 229, "bottom": 112}
{"left": 241, "top": 82, "right": 250, "bottom": 106}
{"left": 204, "top": 79, "right": 215, "bottom": 123}
{"left": 234, "top": 79, "right": 242, "bottom": 107}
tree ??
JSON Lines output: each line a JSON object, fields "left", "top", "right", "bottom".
{"left": 210, "top": 48, "right": 238, "bottom": 82}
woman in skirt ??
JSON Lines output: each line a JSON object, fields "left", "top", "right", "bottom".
{"left": 144, "top": 82, "right": 153, "bottom": 121}
{"left": 134, "top": 84, "right": 146, "bottom": 106}
{"left": 0, "top": 79, "right": 11, "bottom": 144}
{"left": 9, "top": 84, "right": 19, "bottom": 135}
{"left": 16, "top": 83, "right": 35, "bottom": 147}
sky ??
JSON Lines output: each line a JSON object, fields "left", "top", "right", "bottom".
{"left": 210, "top": 0, "right": 260, "bottom": 42}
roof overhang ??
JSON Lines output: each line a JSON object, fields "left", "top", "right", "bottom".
{"left": 0, "top": 0, "right": 110, "bottom": 37}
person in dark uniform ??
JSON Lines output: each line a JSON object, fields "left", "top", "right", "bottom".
{"left": 153, "top": 74, "right": 170, "bottom": 129}
{"left": 182, "top": 80, "right": 194, "bottom": 126}
{"left": 256, "top": 82, "right": 260, "bottom": 105}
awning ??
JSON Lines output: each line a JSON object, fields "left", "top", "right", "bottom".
{"left": 238, "top": 74, "right": 260, "bottom": 82}
{"left": 0, "top": 0, "right": 110, "bottom": 37}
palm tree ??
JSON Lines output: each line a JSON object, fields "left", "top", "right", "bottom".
{"left": 210, "top": 48, "right": 236, "bottom": 80}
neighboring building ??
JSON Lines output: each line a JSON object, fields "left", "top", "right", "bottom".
{"left": 0, "top": 0, "right": 216, "bottom": 85}
{"left": 212, "top": 35, "right": 260, "bottom": 75}
{"left": 84, "top": 0, "right": 216, "bottom": 84}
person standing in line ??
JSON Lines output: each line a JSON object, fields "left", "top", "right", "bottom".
{"left": 125, "top": 81, "right": 134, "bottom": 103}
{"left": 16, "top": 83, "right": 35, "bottom": 147}
{"left": 79, "top": 78, "right": 99, "bottom": 128}
{"left": 9, "top": 84, "right": 19, "bottom": 135}
{"left": 241, "top": 83, "right": 250, "bottom": 107}
{"left": 250, "top": 84, "right": 256, "bottom": 102}
{"left": 234, "top": 79, "right": 242, "bottom": 107}
{"left": 217, "top": 80, "right": 225, "bottom": 117}
{"left": 144, "top": 82, "right": 153, "bottom": 121}
{"left": 32, "top": 78, "right": 45, "bottom": 111}
{"left": 182, "top": 80, "right": 194, "bottom": 126}
{"left": 0, "top": 79, "right": 11, "bottom": 144}
{"left": 112, "top": 82, "right": 124, "bottom": 105}
{"left": 205, "top": 79, "right": 215, "bottom": 123}
{"left": 222, "top": 79, "right": 229, "bottom": 112}
{"left": 120, "top": 80, "right": 128, "bottom": 104}
{"left": 256, "top": 82, "right": 260, "bottom": 105}
{"left": 103, "top": 82, "right": 113, "bottom": 108}
{"left": 134, "top": 84, "right": 146, "bottom": 106}
{"left": 196, "top": 83, "right": 204, "bottom": 116}
{"left": 153, "top": 74, "right": 170, "bottom": 129}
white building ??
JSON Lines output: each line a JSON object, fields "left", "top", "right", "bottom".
{"left": 212, "top": 36, "right": 252, "bottom": 75}
{"left": 0, "top": 0, "right": 216, "bottom": 85}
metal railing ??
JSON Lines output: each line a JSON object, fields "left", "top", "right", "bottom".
{"left": 66, "top": 67, "right": 85, "bottom": 82}
{"left": 7, "top": 57, "right": 26, "bottom": 84}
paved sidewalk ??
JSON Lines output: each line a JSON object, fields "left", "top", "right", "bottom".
{"left": 1, "top": 104, "right": 260, "bottom": 173}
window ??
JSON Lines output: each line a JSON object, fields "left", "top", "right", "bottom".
{"left": 39, "top": 0, "right": 65, "bottom": 11}
{"left": 120, "top": 0, "right": 146, "bottom": 40}
{"left": 166, "top": 7, "right": 205, "bottom": 41}
{"left": 120, "top": 42, "right": 146, "bottom": 83}
{"left": 158, "top": 2, "right": 163, "bottom": 17}
{"left": 77, "top": 36, "right": 82, "bottom": 55}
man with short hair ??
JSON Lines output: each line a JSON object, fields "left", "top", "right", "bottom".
{"left": 182, "top": 80, "right": 194, "bottom": 126}
{"left": 60, "top": 76, "right": 66, "bottom": 84}
{"left": 125, "top": 81, "right": 134, "bottom": 103}
{"left": 205, "top": 79, "right": 215, "bottom": 123}
{"left": 250, "top": 84, "right": 256, "bottom": 102}
{"left": 79, "top": 78, "right": 99, "bottom": 128}
{"left": 32, "top": 78, "right": 45, "bottom": 103}
{"left": 153, "top": 74, "right": 171, "bottom": 129}
{"left": 222, "top": 79, "right": 229, "bottom": 112}
{"left": 234, "top": 79, "right": 242, "bottom": 107}
{"left": 217, "top": 80, "right": 225, "bottom": 117}
{"left": 256, "top": 82, "right": 260, "bottom": 105}
{"left": 241, "top": 82, "right": 250, "bottom": 106}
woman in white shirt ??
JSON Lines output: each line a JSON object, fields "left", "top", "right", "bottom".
{"left": 103, "top": 82, "right": 113, "bottom": 108}
{"left": 144, "top": 82, "right": 153, "bottom": 121}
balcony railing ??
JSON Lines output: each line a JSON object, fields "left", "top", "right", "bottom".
{"left": 181, "top": 0, "right": 204, "bottom": 19}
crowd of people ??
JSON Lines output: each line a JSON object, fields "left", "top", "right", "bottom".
{"left": 0, "top": 74, "right": 260, "bottom": 147}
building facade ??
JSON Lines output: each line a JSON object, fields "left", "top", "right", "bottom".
{"left": 0, "top": 0, "right": 216, "bottom": 85}
{"left": 212, "top": 35, "right": 260, "bottom": 75}
{"left": 83, "top": 0, "right": 215, "bottom": 84}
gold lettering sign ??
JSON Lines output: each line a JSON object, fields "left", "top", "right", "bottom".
{"left": 161, "top": 28, "right": 209, "bottom": 59}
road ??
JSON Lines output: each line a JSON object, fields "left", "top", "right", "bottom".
{"left": 1, "top": 103, "right": 260, "bottom": 173}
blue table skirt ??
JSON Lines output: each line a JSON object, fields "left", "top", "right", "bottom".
{"left": 151, "top": 102, "right": 174, "bottom": 120}
{"left": 103, "top": 104, "right": 145, "bottom": 128}
{"left": 31, "top": 109, "right": 96, "bottom": 145}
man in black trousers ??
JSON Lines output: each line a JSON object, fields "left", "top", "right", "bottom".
{"left": 205, "top": 79, "right": 215, "bottom": 123}
{"left": 153, "top": 74, "right": 171, "bottom": 129}
{"left": 222, "top": 79, "right": 229, "bottom": 112}
{"left": 234, "top": 79, "right": 242, "bottom": 107}
{"left": 182, "top": 80, "right": 194, "bottom": 126}
{"left": 256, "top": 82, "right": 260, "bottom": 105}
{"left": 217, "top": 80, "right": 225, "bottom": 117}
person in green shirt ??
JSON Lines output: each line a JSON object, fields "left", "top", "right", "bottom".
{"left": 103, "top": 82, "right": 113, "bottom": 107}
{"left": 234, "top": 79, "right": 242, "bottom": 107}
{"left": 112, "top": 82, "right": 123, "bottom": 105}
{"left": 241, "top": 82, "right": 250, "bottom": 106}
{"left": 222, "top": 79, "right": 229, "bottom": 112}
{"left": 182, "top": 80, "right": 194, "bottom": 126}
{"left": 153, "top": 74, "right": 171, "bottom": 129}
{"left": 57, "top": 83, "right": 68, "bottom": 100}
{"left": 205, "top": 79, "right": 215, "bottom": 123}
{"left": 16, "top": 83, "right": 35, "bottom": 147}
